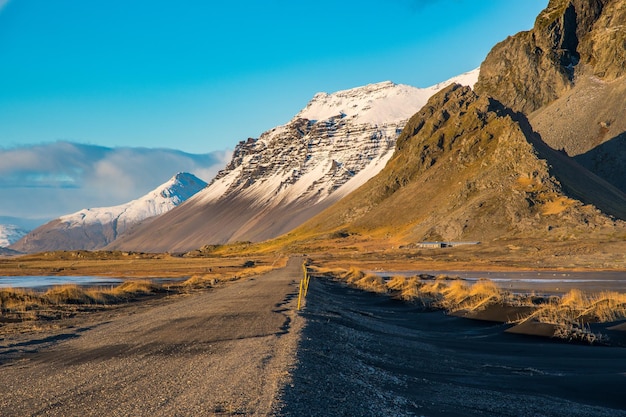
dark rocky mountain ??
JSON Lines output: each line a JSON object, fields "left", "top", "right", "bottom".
{"left": 476, "top": 0, "right": 626, "bottom": 193}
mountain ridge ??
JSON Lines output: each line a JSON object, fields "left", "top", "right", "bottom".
{"left": 10, "top": 172, "right": 207, "bottom": 253}
{"left": 267, "top": 84, "right": 625, "bottom": 251}
{"left": 107, "top": 70, "right": 479, "bottom": 253}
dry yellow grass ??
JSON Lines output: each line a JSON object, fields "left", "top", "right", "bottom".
{"left": 0, "top": 251, "right": 283, "bottom": 278}
{"left": 327, "top": 267, "right": 626, "bottom": 344}
{"left": 0, "top": 256, "right": 289, "bottom": 325}
{"left": 528, "top": 289, "right": 626, "bottom": 325}
{"left": 0, "top": 280, "right": 171, "bottom": 327}
{"left": 353, "top": 274, "right": 388, "bottom": 294}
{"left": 0, "top": 288, "right": 40, "bottom": 312}
{"left": 541, "top": 196, "right": 576, "bottom": 215}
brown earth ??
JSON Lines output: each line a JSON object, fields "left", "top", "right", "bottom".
{"left": 0, "top": 251, "right": 280, "bottom": 278}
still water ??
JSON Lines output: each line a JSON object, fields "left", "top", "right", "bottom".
{"left": 0, "top": 276, "right": 123, "bottom": 289}
{"left": 374, "top": 270, "right": 626, "bottom": 294}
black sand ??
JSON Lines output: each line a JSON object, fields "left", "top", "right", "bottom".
{"left": 278, "top": 277, "right": 626, "bottom": 416}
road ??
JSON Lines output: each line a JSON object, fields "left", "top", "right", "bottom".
{"left": 3, "top": 257, "right": 626, "bottom": 417}
{"left": 0, "top": 257, "right": 305, "bottom": 416}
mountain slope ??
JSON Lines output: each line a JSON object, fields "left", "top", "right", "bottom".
{"left": 277, "top": 84, "right": 625, "bottom": 247}
{"left": 475, "top": 0, "right": 626, "bottom": 193}
{"left": 0, "top": 224, "right": 28, "bottom": 248}
{"left": 10, "top": 172, "right": 207, "bottom": 253}
{"left": 108, "top": 71, "right": 479, "bottom": 253}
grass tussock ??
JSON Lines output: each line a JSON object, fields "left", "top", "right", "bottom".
{"left": 327, "top": 267, "right": 626, "bottom": 344}
{"left": 526, "top": 290, "right": 626, "bottom": 326}
{"left": 0, "top": 280, "right": 167, "bottom": 324}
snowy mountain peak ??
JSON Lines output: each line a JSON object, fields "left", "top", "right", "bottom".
{"left": 297, "top": 70, "right": 479, "bottom": 127}
{"left": 425, "top": 68, "right": 480, "bottom": 93}
{"left": 0, "top": 224, "right": 28, "bottom": 247}
{"left": 153, "top": 172, "right": 207, "bottom": 201}
{"left": 132, "top": 69, "right": 480, "bottom": 249}
{"left": 299, "top": 81, "right": 424, "bottom": 126}
{"left": 11, "top": 172, "right": 208, "bottom": 252}
{"left": 59, "top": 172, "right": 207, "bottom": 226}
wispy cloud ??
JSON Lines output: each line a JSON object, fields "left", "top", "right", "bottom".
{"left": 0, "top": 141, "right": 230, "bottom": 220}
{"left": 0, "top": 0, "right": 10, "bottom": 13}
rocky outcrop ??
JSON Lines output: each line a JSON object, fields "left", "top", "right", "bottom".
{"left": 476, "top": 0, "right": 626, "bottom": 195}
{"left": 475, "top": 0, "right": 615, "bottom": 114}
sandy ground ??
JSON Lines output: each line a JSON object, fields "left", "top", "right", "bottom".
{"left": 0, "top": 257, "right": 305, "bottom": 416}
{"left": 278, "top": 277, "right": 626, "bottom": 417}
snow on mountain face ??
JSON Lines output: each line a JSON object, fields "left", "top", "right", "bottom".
{"left": 199, "top": 69, "right": 480, "bottom": 210}
{"left": 10, "top": 172, "right": 207, "bottom": 253}
{"left": 107, "top": 69, "right": 480, "bottom": 252}
{"left": 0, "top": 224, "right": 28, "bottom": 247}
{"left": 59, "top": 172, "right": 207, "bottom": 229}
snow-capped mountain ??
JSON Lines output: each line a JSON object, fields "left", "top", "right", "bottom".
{"left": 0, "top": 224, "right": 28, "bottom": 247}
{"left": 109, "top": 69, "right": 479, "bottom": 253}
{"left": 10, "top": 172, "right": 207, "bottom": 253}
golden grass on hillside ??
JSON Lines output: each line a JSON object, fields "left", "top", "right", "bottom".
{"left": 542, "top": 196, "right": 576, "bottom": 215}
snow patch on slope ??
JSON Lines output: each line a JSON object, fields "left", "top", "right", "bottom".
{"left": 192, "top": 69, "right": 479, "bottom": 211}
{"left": 59, "top": 172, "right": 207, "bottom": 229}
{"left": 0, "top": 225, "right": 28, "bottom": 247}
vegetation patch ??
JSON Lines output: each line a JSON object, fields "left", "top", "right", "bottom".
{"left": 314, "top": 265, "right": 626, "bottom": 345}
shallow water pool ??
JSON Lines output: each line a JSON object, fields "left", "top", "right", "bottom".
{"left": 0, "top": 276, "right": 124, "bottom": 289}
{"left": 374, "top": 270, "right": 626, "bottom": 294}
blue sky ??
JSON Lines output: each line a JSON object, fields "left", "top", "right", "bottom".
{"left": 0, "top": 0, "right": 546, "bottom": 154}
{"left": 0, "top": 0, "right": 547, "bottom": 224}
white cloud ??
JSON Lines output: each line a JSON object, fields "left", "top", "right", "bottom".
{"left": 0, "top": 141, "right": 230, "bottom": 221}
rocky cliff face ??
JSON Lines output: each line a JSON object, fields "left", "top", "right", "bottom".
{"left": 288, "top": 84, "right": 625, "bottom": 245}
{"left": 475, "top": 0, "right": 611, "bottom": 114}
{"left": 475, "top": 0, "right": 626, "bottom": 196}
{"left": 10, "top": 172, "right": 207, "bottom": 253}
{"left": 108, "top": 72, "right": 479, "bottom": 253}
